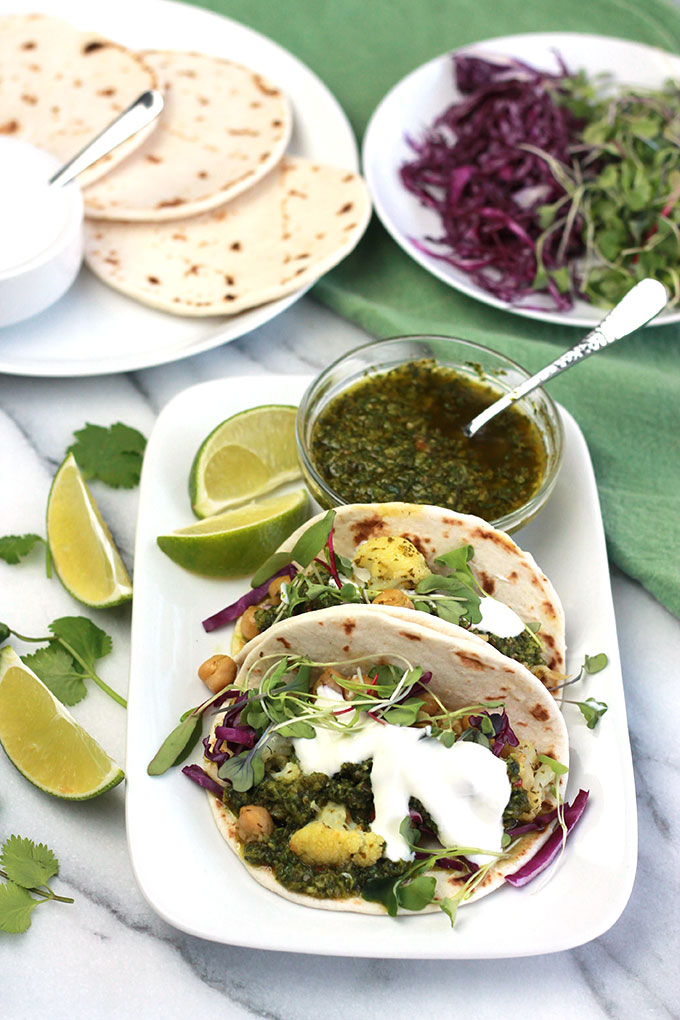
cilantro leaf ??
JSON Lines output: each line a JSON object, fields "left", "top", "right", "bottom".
{"left": 0, "top": 882, "right": 37, "bottom": 934}
{"left": 0, "top": 534, "right": 44, "bottom": 565}
{"left": 396, "top": 874, "right": 436, "bottom": 912}
{"left": 48, "top": 617, "right": 112, "bottom": 671}
{"left": 21, "top": 646, "right": 87, "bottom": 706}
{"left": 1, "top": 836, "right": 58, "bottom": 889}
{"left": 361, "top": 874, "right": 400, "bottom": 916}
{"left": 68, "top": 422, "right": 146, "bottom": 489}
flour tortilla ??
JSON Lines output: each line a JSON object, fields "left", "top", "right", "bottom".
{"left": 84, "top": 157, "right": 371, "bottom": 315}
{"left": 233, "top": 502, "right": 565, "bottom": 675}
{"left": 82, "top": 50, "right": 291, "bottom": 220}
{"left": 207, "top": 605, "right": 569, "bottom": 915}
{"left": 0, "top": 14, "right": 157, "bottom": 185}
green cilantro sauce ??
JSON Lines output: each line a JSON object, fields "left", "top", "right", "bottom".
{"left": 309, "top": 360, "right": 546, "bottom": 519}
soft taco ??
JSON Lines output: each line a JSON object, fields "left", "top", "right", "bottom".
{"left": 205, "top": 502, "right": 566, "bottom": 693}
{"left": 186, "top": 605, "right": 578, "bottom": 919}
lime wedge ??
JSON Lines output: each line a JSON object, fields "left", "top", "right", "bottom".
{"left": 46, "top": 453, "right": 132, "bottom": 608}
{"left": 0, "top": 647, "right": 124, "bottom": 799}
{"left": 157, "top": 488, "right": 309, "bottom": 577}
{"left": 189, "top": 405, "right": 301, "bottom": 518}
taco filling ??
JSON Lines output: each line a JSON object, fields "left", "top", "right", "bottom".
{"left": 204, "top": 508, "right": 561, "bottom": 687}
{"left": 187, "top": 654, "right": 569, "bottom": 916}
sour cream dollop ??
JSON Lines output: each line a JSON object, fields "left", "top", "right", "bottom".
{"left": 293, "top": 713, "right": 510, "bottom": 862}
{"left": 0, "top": 139, "right": 72, "bottom": 274}
{"left": 475, "top": 595, "right": 525, "bottom": 639}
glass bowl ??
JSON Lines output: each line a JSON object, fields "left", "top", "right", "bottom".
{"left": 296, "top": 335, "right": 564, "bottom": 534}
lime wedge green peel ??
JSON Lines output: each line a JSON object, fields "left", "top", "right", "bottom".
{"left": 46, "top": 453, "right": 132, "bottom": 608}
{"left": 157, "top": 488, "right": 309, "bottom": 577}
{"left": 0, "top": 647, "right": 124, "bottom": 800}
{"left": 190, "top": 405, "right": 301, "bottom": 518}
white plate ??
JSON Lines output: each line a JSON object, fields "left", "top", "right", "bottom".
{"left": 362, "top": 32, "right": 680, "bottom": 328}
{"left": 0, "top": 0, "right": 359, "bottom": 376}
{"left": 127, "top": 373, "right": 637, "bottom": 958}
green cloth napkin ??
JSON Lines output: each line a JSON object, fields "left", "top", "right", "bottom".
{"left": 190, "top": 0, "right": 680, "bottom": 617}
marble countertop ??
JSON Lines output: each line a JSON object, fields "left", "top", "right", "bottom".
{"left": 0, "top": 297, "right": 678, "bottom": 1020}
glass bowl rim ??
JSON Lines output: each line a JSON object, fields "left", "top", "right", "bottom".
{"left": 296, "top": 333, "right": 565, "bottom": 533}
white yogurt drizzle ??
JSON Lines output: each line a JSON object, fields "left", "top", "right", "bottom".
{"left": 293, "top": 691, "right": 510, "bottom": 863}
{"left": 474, "top": 596, "right": 526, "bottom": 639}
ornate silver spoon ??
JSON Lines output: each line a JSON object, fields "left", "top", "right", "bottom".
{"left": 464, "top": 278, "right": 668, "bottom": 438}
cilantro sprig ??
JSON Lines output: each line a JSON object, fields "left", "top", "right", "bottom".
{"left": 0, "top": 617, "right": 125, "bottom": 708}
{"left": 67, "top": 422, "right": 146, "bottom": 489}
{"left": 0, "top": 836, "right": 73, "bottom": 934}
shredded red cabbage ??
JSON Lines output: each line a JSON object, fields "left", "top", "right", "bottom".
{"left": 182, "top": 764, "right": 225, "bottom": 798}
{"left": 202, "top": 565, "right": 297, "bottom": 632}
{"left": 505, "top": 788, "right": 589, "bottom": 887}
{"left": 400, "top": 53, "right": 586, "bottom": 309}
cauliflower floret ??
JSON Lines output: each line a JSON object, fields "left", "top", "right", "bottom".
{"left": 289, "top": 805, "right": 385, "bottom": 868}
{"left": 352, "top": 536, "right": 430, "bottom": 591}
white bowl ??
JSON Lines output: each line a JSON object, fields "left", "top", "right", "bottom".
{"left": 0, "top": 138, "right": 84, "bottom": 328}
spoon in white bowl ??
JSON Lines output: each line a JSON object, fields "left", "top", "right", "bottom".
{"left": 48, "top": 89, "right": 164, "bottom": 189}
{"left": 463, "top": 277, "right": 668, "bottom": 438}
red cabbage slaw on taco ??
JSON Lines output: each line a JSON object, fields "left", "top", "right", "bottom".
{"left": 185, "top": 606, "right": 586, "bottom": 921}
{"left": 202, "top": 503, "right": 566, "bottom": 695}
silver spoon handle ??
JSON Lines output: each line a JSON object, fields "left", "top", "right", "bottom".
{"left": 48, "top": 89, "right": 164, "bottom": 189}
{"left": 465, "top": 278, "right": 668, "bottom": 437}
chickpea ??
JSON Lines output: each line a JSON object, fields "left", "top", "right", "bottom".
{"left": 267, "top": 575, "right": 287, "bottom": 604}
{"left": 311, "top": 667, "right": 347, "bottom": 698}
{"left": 372, "top": 589, "right": 414, "bottom": 610}
{"left": 240, "top": 605, "right": 261, "bottom": 641}
{"left": 197, "top": 654, "right": 237, "bottom": 693}
{"left": 237, "top": 805, "right": 274, "bottom": 844}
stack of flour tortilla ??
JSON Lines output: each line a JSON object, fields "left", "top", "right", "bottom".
{"left": 0, "top": 13, "right": 371, "bottom": 317}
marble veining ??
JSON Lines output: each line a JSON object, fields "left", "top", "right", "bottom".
{"left": 0, "top": 295, "right": 678, "bottom": 1020}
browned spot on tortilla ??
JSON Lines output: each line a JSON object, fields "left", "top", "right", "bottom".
{"left": 276, "top": 637, "right": 292, "bottom": 649}
{"left": 295, "top": 253, "right": 310, "bottom": 260}
{"left": 343, "top": 621, "right": 356, "bottom": 636}
{"left": 178, "top": 69, "right": 197, "bottom": 78}
{"left": 98, "top": 87, "right": 116, "bottom": 96}
{"left": 272, "top": 119, "right": 283, "bottom": 127}
{"left": 250, "top": 100, "right": 262, "bottom": 109}
{"left": 224, "top": 294, "right": 236, "bottom": 301}
{"left": 172, "top": 233, "right": 187, "bottom": 241}
{"left": 456, "top": 652, "right": 485, "bottom": 671}
{"left": 399, "top": 631, "right": 422, "bottom": 641}
{"left": 337, "top": 202, "right": 353, "bottom": 214}
{"left": 543, "top": 633, "right": 555, "bottom": 649}
{"left": 316, "top": 232, "right": 326, "bottom": 240}
{"left": 225, "top": 275, "right": 235, "bottom": 286}
{"left": 350, "top": 515, "right": 387, "bottom": 544}
{"left": 542, "top": 600, "right": 556, "bottom": 616}
{"left": 157, "top": 198, "right": 186, "bottom": 208}
{"left": 294, "top": 267, "right": 306, "bottom": 277}
{"left": 147, "top": 276, "right": 161, "bottom": 285}
{"left": 21, "top": 94, "right": 38, "bottom": 105}
{"left": 185, "top": 265, "right": 201, "bottom": 276}
{"left": 0, "top": 120, "right": 20, "bottom": 134}
{"left": 230, "top": 241, "right": 242, "bottom": 251}
{"left": 82, "top": 40, "right": 107, "bottom": 54}
{"left": 104, "top": 256, "right": 119, "bottom": 266}
{"left": 146, "top": 154, "right": 162, "bottom": 163}
{"left": 342, "top": 173, "right": 354, "bottom": 182}
{"left": 198, "top": 96, "right": 210, "bottom": 105}
{"left": 498, "top": 686, "right": 508, "bottom": 693}
{"left": 478, "top": 571, "right": 496, "bottom": 595}
{"left": 253, "top": 74, "right": 279, "bottom": 96}
{"left": 530, "top": 704, "right": 550, "bottom": 722}
{"left": 342, "top": 645, "right": 350, "bottom": 652}
{"left": 400, "top": 532, "right": 430, "bottom": 558}
{"left": 21, "top": 40, "right": 37, "bottom": 49}
{"left": 197, "top": 170, "right": 208, "bottom": 178}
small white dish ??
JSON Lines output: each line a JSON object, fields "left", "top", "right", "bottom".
{"left": 363, "top": 33, "right": 680, "bottom": 329}
{"left": 127, "top": 373, "right": 637, "bottom": 958}
{"left": 0, "top": 137, "right": 84, "bottom": 328}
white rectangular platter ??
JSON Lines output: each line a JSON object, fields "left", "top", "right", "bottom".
{"left": 126, "top": 373, "right": 637, "bottom": 958}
